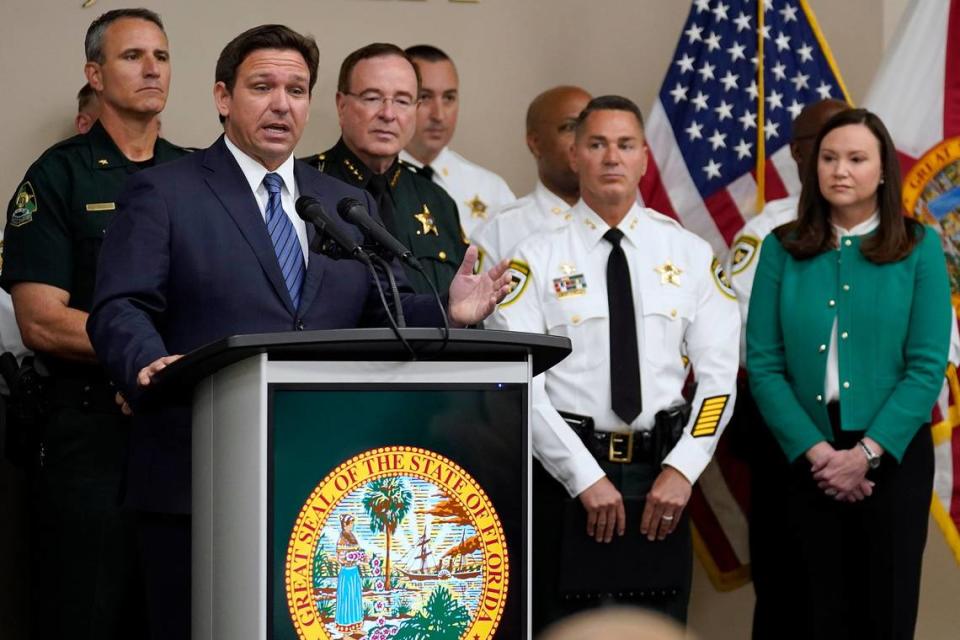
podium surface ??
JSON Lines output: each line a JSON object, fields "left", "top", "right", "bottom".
{"left": 179, "top": 329, "right": 568, "bottom": 640}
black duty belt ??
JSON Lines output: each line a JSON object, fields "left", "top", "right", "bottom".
{"left": 49, "top": 378, "right": 123, "bottom": 415}
{"left": 560, "top": 404, "right": 691, "bottom": 465}
{"left": 559, "top": 411, "right": 655, "bottom": 464}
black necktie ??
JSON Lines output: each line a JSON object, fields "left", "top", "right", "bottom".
{"left": 604, "top": 228, "right": 642, "bottom": 424}
{"left": 367, "top": 173, "right": 396, "bottom": 232}
{"left": 417, "top": 164, "right": 435, "bottom": 181}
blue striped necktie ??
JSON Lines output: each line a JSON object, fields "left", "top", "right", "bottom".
{"left": 262, "top": 172, "right": 305, "bottom": 310}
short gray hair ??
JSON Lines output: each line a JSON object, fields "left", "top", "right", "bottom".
{"left": 84, "top": 8, "right": 164, "bottom": 64}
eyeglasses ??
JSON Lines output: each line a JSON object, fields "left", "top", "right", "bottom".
{"left": 343, "top": 92, "right": 419, "bottom": 112}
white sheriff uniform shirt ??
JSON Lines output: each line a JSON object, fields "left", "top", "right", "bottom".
{"left": 727, "top": 195, "right": 798, "bottom": 365}
{"left": 487, "top": 200, "right": 740, "bottom": 496}
{"left": 400, "top": 147, "right": 515, "bottom": 239}
{"left": 473, "top": 181, "right": 572, "bottom": 266}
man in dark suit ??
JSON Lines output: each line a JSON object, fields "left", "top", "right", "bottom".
{"left": 87, "top": 24, "right": 509, "bottom": 640}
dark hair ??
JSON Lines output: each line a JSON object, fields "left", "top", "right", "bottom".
{"left": 85, "top": 8, "right": 164, "bottom": 63}
{"left": 404, "top": 44, "right": 452, "bottom": 64}
{"left": 776, "top": 108, "right": 919, "bottom": 263}
{"left": 337, "top": 43, "right": 421, "bottom": 95}
{"left": 215, "top": 25, "right": 319, "bottom": 123}
{"left": 77, "top": 83, "right": 97, "bottom": 112}
{"left": 574, "top": 95, "right": 645, "bottom": 136}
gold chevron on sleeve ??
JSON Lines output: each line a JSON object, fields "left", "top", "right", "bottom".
{"left": 691, "top": 395, "right": 729, "bottom": 438}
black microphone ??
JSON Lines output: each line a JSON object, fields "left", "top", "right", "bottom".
{"left": 295, "top": 196, "right": 366, "bottom": 261}
{"left": 336, "top": 197, "right": 422, "bottom": 270}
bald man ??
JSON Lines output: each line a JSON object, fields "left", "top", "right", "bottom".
{"left": 724, "top": 98, "right": 849, "bottom": 640}
{"left": 473, "top": 86, "right": 592, "bottom": 265}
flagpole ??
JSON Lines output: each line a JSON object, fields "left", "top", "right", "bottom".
{"left": 755, "top": 0, "right": 766, "bottom": 212}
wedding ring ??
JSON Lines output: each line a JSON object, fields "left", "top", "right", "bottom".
{"left": 661, "top": 514, "right": 675, "bottom": 521}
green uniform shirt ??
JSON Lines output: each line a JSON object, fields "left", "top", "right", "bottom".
{"left": 2, "top": 120, "right": 189, "bottom": 375}
{"left": 302, "top": 138, "right": 467, "bottom": 294}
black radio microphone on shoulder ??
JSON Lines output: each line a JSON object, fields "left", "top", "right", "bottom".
{"left": 295, "top": 196, "right": 366, "bottom": 261}
{"left": 336, "top": 197, "right": 422, "bottom": 270}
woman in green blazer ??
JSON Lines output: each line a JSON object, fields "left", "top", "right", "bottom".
{"left": 747, "top": 108, "right": 952, "bottom": 639}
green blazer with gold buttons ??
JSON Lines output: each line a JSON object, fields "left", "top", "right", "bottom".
{"left": 746, "top": 227, "right": 951, "bottom": 463}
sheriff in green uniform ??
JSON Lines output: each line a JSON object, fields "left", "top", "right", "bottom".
{"left": 0, "top": 10, "right": 188, "bottom": 639}
{"left": 303, "top": 42, "right": 466, "bottom": 294}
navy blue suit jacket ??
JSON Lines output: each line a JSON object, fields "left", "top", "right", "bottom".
{"left": 88, "top": 136, "right": 442, "bottom": 513}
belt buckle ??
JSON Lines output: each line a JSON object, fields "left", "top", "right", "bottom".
{"left": 608, "top": 431, "right": 634, "bottom": 463}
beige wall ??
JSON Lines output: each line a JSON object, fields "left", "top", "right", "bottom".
{"left": 2, "top": 0, "right": 958, "bottom": 638}
{"left": 1, "top": 0, "right": 886, "bottom": 202}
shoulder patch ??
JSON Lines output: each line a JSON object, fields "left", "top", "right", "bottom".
{"left": 11, "top": 182, "right": 37, "bottom": 227}
{"left": 498, "top": 259, "right": 531, "bottom": 308}
{"left": 691, "top": 395, "right": 729, "bottom": 437}
{"left": 729, "top": 235, "right": 760, "bottom": 275}
{"left": 711, "top": 257, "right": 736, "bottom": 300}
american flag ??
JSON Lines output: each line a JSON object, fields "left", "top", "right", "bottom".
{"left": 641, "top": 0, "right": 850, "bottom": 254}
{"left": 640, "top": 0, "right": 851, "bottom": 590}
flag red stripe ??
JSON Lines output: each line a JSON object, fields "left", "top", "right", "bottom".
{"left": 688, "top": 486, "right": 743, "bottom": 572}
{"left": 763, "top": 161, "right": 789, "bottom": 202}
{"left": 703, "top": 188, "right": 746, "bottom": 245}
{"left": 713, "top": 438, "right": 753, "bottom": 515}
{"left": 944, "top": 0, "right": 960, "bottom": 138}
{"left": 639, "top": 155, "right": 681, "bottom": 222}
{"left": 897, "top": 151, "right": 918, "bottom": 179}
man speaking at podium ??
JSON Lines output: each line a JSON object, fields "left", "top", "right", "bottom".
{"left": 87, "top": 24, "right": 509, "bottom": 640}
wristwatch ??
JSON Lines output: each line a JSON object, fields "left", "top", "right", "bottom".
{"left": 857, "top": 439, "right": 881, "bottom": 470}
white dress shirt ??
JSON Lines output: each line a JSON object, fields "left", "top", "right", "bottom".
{"left": 472, "top": 181, "right": 573, "bottom": 266}
{"left": 823, "top": 213, "right": 880, "bottom": 401}
{"left": 487, "top": 200, "right": 740, "bottom": 496}
{"left": 223, "top": 136, "right": 309, "bottom": 264}
{"left": 400, "top": 147, "right": 515, "bottom": 238}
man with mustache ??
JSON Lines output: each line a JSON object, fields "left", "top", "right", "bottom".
{"left": 303, "top": 43, "right": 467, "bottom": 294}
{"left": 399, "top": 45, "right": 515, "bottom": 240}
{"left": 1, "top": 8, "right": 188, "bottom": 639}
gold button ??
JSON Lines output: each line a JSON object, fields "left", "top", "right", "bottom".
{"left": 438, "top": 250, "right": 447, "bottom": 260}
{"left": 843, "top": 381, "right": 850, "bottom": 389}
{"left": 844, "top": 239, "right": 852, "bottom": 247}
{"left": 670, "top": 309, "right": 678, "bottom": 318}
{"left": 828, "top": 299, "right": 836, "bottom": 307}
{"left": 818, "top": 344, "right": 826, "bottom": 352}
{"left": 842, "top": 284, "right": 850, "bottom": 291}
{"left": 816, "top": 394, "right": 823, "bottom": 402}
{"left": 841, "top": 331, "right": 848, "bottom": 340}
{"left": 571, "top": 315, "right": 582, "bottom": 324}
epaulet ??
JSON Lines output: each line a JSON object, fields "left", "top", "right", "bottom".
{"left": 495, "top": 199, "right": 527, "bottom": 215}
{"left": 399, "top": 159, "right": 420, "bottom": 173}
{"left": 644, "top": 207, "right": 684, "bottom": 230}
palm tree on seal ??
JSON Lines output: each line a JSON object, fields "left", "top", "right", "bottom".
{"left": 362, "top": 477, "right": 412, "bottom": 590}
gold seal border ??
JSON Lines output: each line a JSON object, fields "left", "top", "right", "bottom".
{"left": 284, "top": 446, "right": 510, "bottom": 640}
{"left": 902, "top": 136, "right": 960, "bottom": 220}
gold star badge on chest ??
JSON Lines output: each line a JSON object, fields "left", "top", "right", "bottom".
{"left": 466, "top": 195, "right": 488, "bottom": 219}
{"left": 655, "top": 260, "right": 683, "bottom": 287}
{"left": 414, "top": 205, "right": 439, "bottom": 236}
